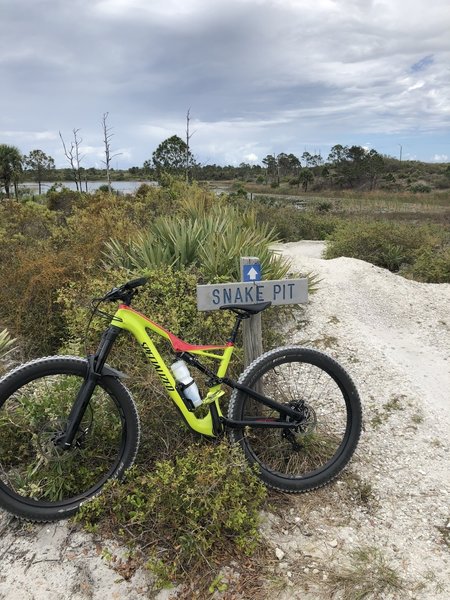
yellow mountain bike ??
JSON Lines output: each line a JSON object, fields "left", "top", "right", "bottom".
{"left": 0, "top": 277, "right": 362, "bottom": 521}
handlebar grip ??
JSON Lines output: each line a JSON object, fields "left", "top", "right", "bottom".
{"left": 125, "top": 277, "right": 148, "bottom": 289}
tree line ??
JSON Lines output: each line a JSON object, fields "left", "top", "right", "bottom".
{"left": 1, "top": 132, "right": 449, "bottom": 198}
{"left": 140, "top": 136, "right": 413, "bottom": 192}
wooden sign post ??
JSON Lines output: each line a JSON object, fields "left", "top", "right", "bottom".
{"left": 240, "top": 257, "right": 263, "bottom": 367}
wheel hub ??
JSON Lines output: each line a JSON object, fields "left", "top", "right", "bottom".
{"left": 37, "top": 419, "right": 88, "bottom": 458}
{"left": 281, "top": 401, "right": 317, "bottom": 450}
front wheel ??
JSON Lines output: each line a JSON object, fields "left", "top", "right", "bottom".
{"left": 0, "top": 356, "right": 140, "bottom": 521}
{"left": 228, "top": 347, "right": 362, "bottom": 492}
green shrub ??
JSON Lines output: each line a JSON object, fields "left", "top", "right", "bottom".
{"left": 59, "top": 266, "right": 236, "bottom": 357}
{"left": 47, "top": 188, "right": 82, "bottom": 214}
{"left": 58, "top": 266, "right": 241, "bottom": 461}
{"left": 77, "top": 441, "right": 267, "bottom": 586}
{"left": 134, "top": 183, "right": 154, "bottom": 197}
{"left": 404, "top": 245, "right": 450, "bottom": 283}
{"left": 410, "top": 183, "right": 431, "bottom": 193}
{"left": 0, "top": 198, "right": 56, "bottom": 243}
{"left": 315, "top": 201, "right": 333, "bottom": 213}
{"left": 325, "top": 220, "right": 430, "bottom": 271}
{"left": 325, "top": 219, "right": 450, "bottom": 281}
{"left": 0, "top": 194, "right": 156, "bottom": 356}
{"left": 0, "top": 250, "right": 71, "bottom": 355}
{"left": 257, "top": 205, "right": 338, "bottom": 241}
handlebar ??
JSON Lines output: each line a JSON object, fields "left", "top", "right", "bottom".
{"left": 97, "top": 277, "right": 148, "bottom": 305}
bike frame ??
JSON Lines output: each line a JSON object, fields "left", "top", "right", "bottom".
{"left": 60, "top": 302, "right": 305, "bottom": 447}
{"left": 111, "top": 304, "right": 305, "bottom": 434}
{"left": 112, "top": 304, "right": 233, "bottom": 437}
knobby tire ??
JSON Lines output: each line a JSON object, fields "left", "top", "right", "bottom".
{"left": 228, "top": 346, "right": 362, "bottom": 492}
{"left": 0, "top": 356, "right": 140, "bottom": 521}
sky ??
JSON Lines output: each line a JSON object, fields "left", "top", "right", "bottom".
{"left": 1, "top": 0, "right": 449, "bottom": 168}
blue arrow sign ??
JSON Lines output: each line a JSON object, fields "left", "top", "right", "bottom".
{"left": 243, "top": 263, "right": 262, "bottom": 282}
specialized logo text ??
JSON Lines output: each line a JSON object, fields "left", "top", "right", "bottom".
{"left": 141, "top": 342, "right": 175, "bottom": 391}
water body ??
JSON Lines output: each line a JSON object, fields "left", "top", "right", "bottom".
{"left": 19, "top": 181, "right": 157, "bottom": 194}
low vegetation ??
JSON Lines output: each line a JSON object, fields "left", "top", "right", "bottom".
{"left": 0, "top": 182, "right": 283, "bottom": 593}
{"left": 103, "top": 201, "right": 291, "bottom": 281}
{"left": 77, "top": 442, "right": 267, "bottom": 587}
{"left": 325, "top": 220, "right": 449, "bottom": 282}
{"left": 0, "top": 328, "right": 16, "bottom": 365}
{"left": 254, "top": 192, "right": 449, "bottom": 283}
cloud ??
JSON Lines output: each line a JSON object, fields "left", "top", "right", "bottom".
{"left": 1, "top": 0, "right": 449, "bottom": 165}
{"left": 411, "top": 55, "right": 434, "bottom": 72}
{"left": 0, "top": 130, "right": 59, "bottom": 142}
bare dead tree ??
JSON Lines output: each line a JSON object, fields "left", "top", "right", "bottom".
{"left": 59, "top": 129, "right": 84, "bottom": 191}
{"left": 185, "top": 108, "right": 197, "bottom": 183}
{"left": 101, "top": 112, "right": 122, "bottom": 193}
{"left": 73, "top": 129, "right": 84, "bottom": 191}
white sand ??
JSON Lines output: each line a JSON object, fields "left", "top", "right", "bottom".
{"left": 269, "top": 241, "right": 450, "bottom": 599}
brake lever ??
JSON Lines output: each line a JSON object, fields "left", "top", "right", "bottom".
{"left": 103, "top": 287, "right": 121, "bottom": 301}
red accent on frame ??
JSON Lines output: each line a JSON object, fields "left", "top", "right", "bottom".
{"left": 118, "top": 305, "right": 229, "bottom": 352}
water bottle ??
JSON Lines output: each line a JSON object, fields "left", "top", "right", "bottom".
{"left": 170, "top": 360, "right": 202, "bottom": 408}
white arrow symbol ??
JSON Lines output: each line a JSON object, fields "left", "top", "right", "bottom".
{"left": 248, "top": 267, "right": 258, "bottom": 280}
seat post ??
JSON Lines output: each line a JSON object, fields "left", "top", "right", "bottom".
{"left": 228, "top": 314, "right": 245, "bottom": 344}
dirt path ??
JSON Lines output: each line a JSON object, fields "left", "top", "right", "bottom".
{"left": 266, "top": 241, "right": 450, "bottom": 598}
{"left": 1, "top": 242, "right": 449, "bottom": 599}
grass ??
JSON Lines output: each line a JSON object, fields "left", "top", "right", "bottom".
{"left": 245, "top": 182, "right": 450, "bottom": 208}
{"left": 430, "top": 438, "right": 444, "bottom": 448}
{"left": 341, "top": 472, "right": 377, "bottom": 508}
{"left": 383, "top": 395, "right": 405, "bottom": 413}
{"left": 329, "top": 546, "right": 405, "bottom": 599}
{"left": 370, "top": 395, "right": 406, "bottom": 428}
{"left": 329, "top": 192, "right": 450, "bottom": 212}
{"left": 328, "top": 315, "right": 340, "bottom": 325}
{"left": 308, "top": 335, "right": 340, "bottom": 350}
{"left": 247, "top": 186, "right": 450, "bottom": 213}
{"left": 415, "top": 570, "right": 446, "bottom": 595}
{"left": 411, "top": 412, "right": 424, "bottom": 425}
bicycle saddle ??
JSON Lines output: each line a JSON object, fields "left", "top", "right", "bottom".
{"left": 220, "top": 302, "right": 271, "bottom": 316}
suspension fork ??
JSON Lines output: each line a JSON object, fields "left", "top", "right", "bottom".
{"left": 56, "top": 326, "right": 122, "bottom": 449}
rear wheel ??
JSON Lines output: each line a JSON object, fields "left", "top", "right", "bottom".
{"left": 0, "top": 356, "right": 139, "bottom": 521}
{"left": 228, "top": 347, "right": 362, "bottom": 492}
